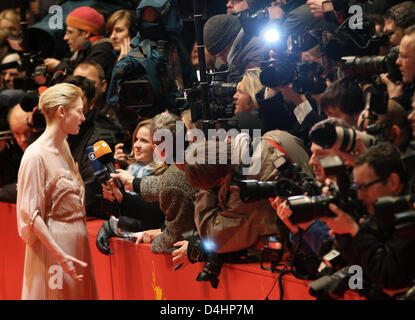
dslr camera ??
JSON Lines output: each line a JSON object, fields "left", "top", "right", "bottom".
{"left": 287, "top": 156, "right": 365, "bottom": 224}
{"left": 238, "top": 155, "right": 321, "bottom": 202}
{"left": 260, "top": 57, "right": 327, "bottom": 95}
{"left": 309, "top": 120, "right": 389, "bottom": 154}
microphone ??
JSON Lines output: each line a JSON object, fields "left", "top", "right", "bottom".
{"left": 19, "top": 91, "right": 39, "bottom": 112}
{"left": 86, "top": 145, "right": 111, "bottom": 184}
{"left": 49, "top": 69, "right": 66, "bottom": 86}
{"left": 87, "top": 145, "right": 122, "bottom": 217}
{"left": 93, "top": 140, "right": 124, "bottom": 189}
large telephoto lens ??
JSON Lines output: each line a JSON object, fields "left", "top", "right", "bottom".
{"left": 287, "top": 195, "right": 336, "bottom": 224}
{"left": 238, "top": 179, "right": 297, "bottom": 202}
{"left": 310, "top": 122, "right": 376, "bottom": 153}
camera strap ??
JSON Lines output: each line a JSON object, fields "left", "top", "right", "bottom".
{"left": 264, "top": 138, "right": 293, "bottom": 163}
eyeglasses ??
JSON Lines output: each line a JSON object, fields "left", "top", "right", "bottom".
{"left": 351, "top": 177, "right": 385, "bottom": 192}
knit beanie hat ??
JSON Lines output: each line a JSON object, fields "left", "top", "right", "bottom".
{"left": 204, "top": 14, "right": 241, "bottom": 55}
{"left": 66, "top": 7, "right": 105, "bottom": 35}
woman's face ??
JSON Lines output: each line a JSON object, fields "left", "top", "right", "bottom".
{"left": 233, "top": 80, "right": 255, "bottom": 115}
{"left": 63, "top": 96, "right": 85, "bottom": 135}
{"left": 133, "top": 126, "right": 153, "bottom": 164}
{"left": 0, "top": 19, "right": 19, "bottom": 35}
{"left": 110, "top": 19, "right": 130, "bottom": 52}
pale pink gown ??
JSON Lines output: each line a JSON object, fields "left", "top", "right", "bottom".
{"left": 16, "top": 140, "right": 98, "bottom": 300}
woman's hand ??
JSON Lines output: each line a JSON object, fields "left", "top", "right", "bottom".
{"left": 135, "top": 228, "right": 162, "bottom": 244}
{"left": 171, "top": 240, "right": 189, "bottom": 269}
{"left": 102, "top": 179, "right": 123, "bottom": 203}
{"left": 117, "top": 37, "right": 132, "bottom": 62}
{"left": 114, "top": 143, "right": 127, "bottom": 161}
{"left": 110, "top": 169, "right": 134, "bottom": 191}
{"left": 56, "top": 252, "right": 88, "bottom": 282}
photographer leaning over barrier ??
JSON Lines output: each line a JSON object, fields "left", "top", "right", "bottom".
{"left": 184, "top": 139, "right": 279, "bottom": 254}
{"left": 320, "top": 142, "right": 415, "bottom": 293}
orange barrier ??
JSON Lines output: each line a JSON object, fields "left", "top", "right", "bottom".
{"left": 0, "top": 202, "right": 363, "bottom": 300}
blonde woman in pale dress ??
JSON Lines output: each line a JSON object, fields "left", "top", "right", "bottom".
{"left": 16, "top": 83, "right": 98, "bottom": 299}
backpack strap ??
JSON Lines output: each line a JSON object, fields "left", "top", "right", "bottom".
{"left": 264, "top": 138, "right": 293, "bottom": 163}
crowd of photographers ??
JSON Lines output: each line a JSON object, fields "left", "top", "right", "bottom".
{"left": 1, "top": 0, "right": 415, "bottom": 300}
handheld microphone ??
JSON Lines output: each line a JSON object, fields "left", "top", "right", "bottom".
{"left": 86, "top": 145, "right": 111, "bottom": 184}
{"left": 19, "top": 91, "right": 39, "bottom": 112}
{"left": 50, "top": 69, "right": 66, "bottom": 86}
{"left": 93, "top": 140, "right": 124, "bottom": 189}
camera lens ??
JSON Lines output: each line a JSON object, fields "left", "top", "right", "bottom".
{"left": 288, "top": 195, "right": 335, "bottom": 224}
{"left": 309, "top": 122, "right": 338, "bottom": 149}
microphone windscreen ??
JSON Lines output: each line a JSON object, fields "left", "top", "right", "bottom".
{"left": 93, "top": 140, "right": 113, "bottom": 165}
{"left": 20, "top": 91, "right": 39, "bottom": 112}
{"left": 86, "top": 145, "right": 110, "bottom": 183}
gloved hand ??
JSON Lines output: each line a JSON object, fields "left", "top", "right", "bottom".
{"left": 118, "top": 216, "right": 143, "bottom": 232}
{"left": 96, "top": 221, "right": 116, "bottom": 255}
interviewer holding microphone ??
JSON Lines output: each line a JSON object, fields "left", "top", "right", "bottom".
{"left": 16, "top": 83, "right": 98, "bottom": 300}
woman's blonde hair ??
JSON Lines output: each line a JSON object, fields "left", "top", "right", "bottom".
{"left": 181, "top": 109, "right": 196, "bottom": 130}
{"left": 127, "top": 119, "right": 153, "bottom": 165}
{"left": 38, "top": 83, "right": 82, "bottom": 122}
{"left": 0, "top": 9, "right": 20, "bottom": 34}
{"left": 106, "top": 9, "right": 133, "bottom": 35}
{"left": 241, "top": 67, "right": 263, "bottom": 107}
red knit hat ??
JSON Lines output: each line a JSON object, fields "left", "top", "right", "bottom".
{"left": 66, "top": 7, "right": 105, "bottom": 35}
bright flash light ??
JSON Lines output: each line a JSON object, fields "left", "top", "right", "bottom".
{"left": 264, "top": 28, "right": 280, "bottom": 43}
{"left": 202, "top": 239, "right": 216, "bottom": 252}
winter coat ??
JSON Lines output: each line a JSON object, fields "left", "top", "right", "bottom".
{"left": 138, "top": 164, "right": 197, "bottom": 253}
{"left": 194, "top": 186, "right": 279, "bottom": 253}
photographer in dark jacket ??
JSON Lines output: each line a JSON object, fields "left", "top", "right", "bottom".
{"left": 203, "top": 14, "right": 266, "bottom": 82}
{"left": 321, "top": 142, "right": 415, "bottom": 293}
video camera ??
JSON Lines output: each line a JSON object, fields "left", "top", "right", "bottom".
{"left": 184, "top": 79, "right": 237, "bottom": 122}
{"left": 238, "top": 155, "right": 321, "bottom": 203}
{"left": 287, "top": 156, "right": 365, "bottom": 225}
{"left": 260, "top": 58, "right": 327, "bottom": 94}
